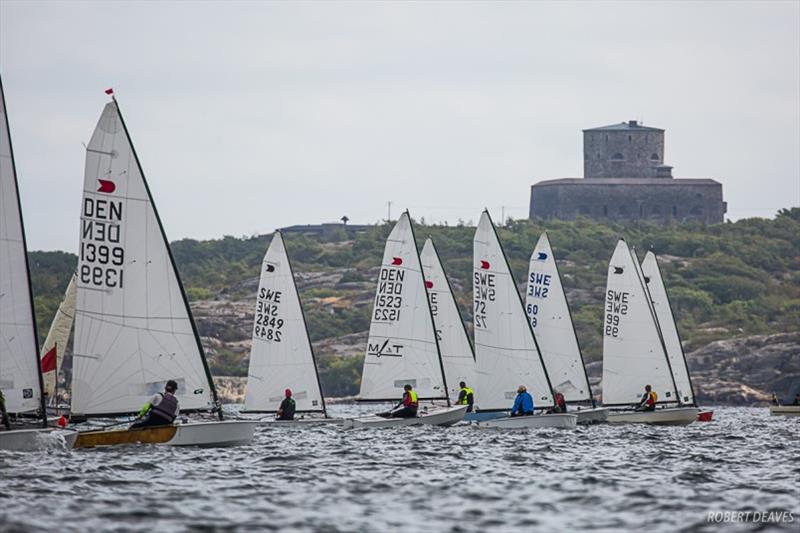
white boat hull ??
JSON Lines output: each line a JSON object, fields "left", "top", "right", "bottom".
{"left": 343, "top": 405, "right": 468, "bottom": 428}
{"left": 770, "top": 405, "right": 800, "bottom": 417}
{"left": 0, "top": 428, "right": 78, "bottom": 451}
{"left": 476, "top": 413, "right": 578, "bottom": 429}
{"left": 261, "top": 417, "right": 343, "bottom": 426}
{"left": 606, "top": 407, "right": 699, "bottom": 426}
{"left": 573, "top": 407, "right": 609, "bottom": 424}
{"left": 74, "top": 420, "right": 257, "bottom": 448}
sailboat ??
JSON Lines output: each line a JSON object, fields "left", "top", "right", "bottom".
{"left": 343, "top": 212, "right": 468, "bottom": 428}
{"left": 40, "top": 272, "right": 76, "bottom": 410}
{"left": 0, "top": 76, "right": 77, "bottom": 450}
{"left": 525, "top": 232, "right": 607, "bottom": 424}
{"left": 419, "top": 238, "right": 475, "bottom": 403}
{"left": 641, "top": 251, "right": 712, "bottom": 422}
{"left": 472, "top": 211, "right": 577, "bottom": 429}
{"left": 70, "top": 94, "right": 255, "bottom": 448}
{"left": 243, "top": 230, "right": 339, "bottom": 424}
{"left": 601, "top": 240, "right": 698, "bottom": 425}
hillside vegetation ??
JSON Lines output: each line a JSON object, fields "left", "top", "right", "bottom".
{"left": 29, "top": 208, "right": 800, "bottom": 398}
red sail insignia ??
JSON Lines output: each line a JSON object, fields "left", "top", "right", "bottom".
{"left": 97, "top": 179, "right": 116, "bottom": 193}
{"left": 425, "top": 281, "right": 433, "bottom": 289}
{"left": 391, "top": 257, "right": 403, "bottom": 266}
{"left": 41, "top": 345, "right": 57, "bottom": 373}
{"left": 480, "top": 260, "right": 490, "bottom": 270}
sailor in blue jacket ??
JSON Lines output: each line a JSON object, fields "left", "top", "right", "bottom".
{"left": 510, "top": 385, "right": 535, "bottom": 417}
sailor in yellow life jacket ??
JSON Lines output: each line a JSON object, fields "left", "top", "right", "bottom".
{"left": 457, "top": 381, "right": 474, "bottom": 413}
{"left": 637, "top": 384, "right": 657, "bottom": 412}
{"left": 390, "top": 384, "right": 419, "bottom": 418}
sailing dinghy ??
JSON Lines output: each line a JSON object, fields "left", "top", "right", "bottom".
{"left": 602, "top": 240, "right": 698, "bottom": 425}
{"left": 70, "top": 94, "right": 255, "bottom": 448}
{"left": 525, "top": 232, "right": 607, "bottom": 424}
{"left": 472, "top": 212, "right": 577, "bottom": 429}
{"left": 243, "top": 231, "right": 339, "bottom": 425}
{"left": 641, "top": 251, "right": 711, "bottom": 422}
{"left": 344, "top": 212, "right": 467, "bottom": 428}
{"left": 0, "top": 76, "right": 77, "bottom": 451}
{"left": 769, "top": 405, "right": 800, "bottom": 417}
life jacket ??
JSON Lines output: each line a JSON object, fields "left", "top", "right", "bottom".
{"left": 459, "top": 387, "right": 474, "bottom": 405}
{"left": 151, "top": 392, "right": 178, "bottom": 423}
{"left": 404, "top": 390, "right": 419, "bottom": 408}
{"left": 646, "top": 391, "right": 657, "bottom": 407}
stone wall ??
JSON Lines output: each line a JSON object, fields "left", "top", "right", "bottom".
{"left": 583, "top": 124, "right": 665, "bottom": 178}
{"left": 529, "top": 178, "right": 726, "bottom": 223}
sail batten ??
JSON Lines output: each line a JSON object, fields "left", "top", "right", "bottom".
{"left": 71, "top": 100, "right": 215, "bottom": 416}
{"left": 525, "top": 233, "right": 593, "bottom": 403}
{"left": 244, "top": 231, "right": 326, "bottom": 414}
{"left": 473, "top": 211, "right": 554, "bottom": 411}
{"left": 358, "top": 213, "right": 448, "bottom": 400}
{"left": 0, "top": 76, "right": 44, "bottom": 417}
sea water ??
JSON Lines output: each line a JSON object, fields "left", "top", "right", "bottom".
{"left": 0, "top": 407, "right": 797, "bottom": 532}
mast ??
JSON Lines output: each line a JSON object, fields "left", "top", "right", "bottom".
{"left": 629, "top": 244, "right": 680, "bottom": 404}
{"left": 649, "top": 251, "right": 697, "bottom": 406}
{"left": 112, "top": 96, "right": 223, "bottom": 420}
{"left": 545, "top": 231, "right": 596, "bottom": 407}
{"left": 408, "top": 214, "right": 450, "bottom": 406}
{"left": 282, "top": 230, "right": 328, "bottom": 416}
{"left": 485, "top": 210, "right": 556, "bottom": 408}
{"left": 0, "top": 76, "right": 46, "bottom": 427}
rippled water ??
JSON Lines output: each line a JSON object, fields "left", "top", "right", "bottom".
{"left": 1, "top": 407, "right": 797, "bottom": 532}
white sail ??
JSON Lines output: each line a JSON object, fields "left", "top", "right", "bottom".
{"left": 473, "top": 211, "right": 554, "bottom": 411}
{"left": 358, "top": 212, "right": 447, "bottom": 400}
{"left": 642, "top": 251, "right": 695, "bottom": 405}
{"left": 0, "top": 77, "right": 42, "bottom": 414}
{"left": 525, "top": 232, "right": 592, "bottom": 402}
{"left": 601, "top": 240, "right": 677, "bottom": 406}
{"left": 244, "top": 231, "right": 325, "bottom": 413}
{"left": 40, "top": 272, "right": 77, "bottom": 401}
{"left": 71, "top": 100, "right": 214, "bottom": 416}
{"left": 420, "top": 238, "right": 474, "bottom": 401}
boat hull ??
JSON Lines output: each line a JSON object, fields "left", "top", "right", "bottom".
{"left": 697, "top": 409, "right": 714, "bottom": 422}
{"left": 463, "top": 411, "right": 507, "bottom": 422}
{"left": 769, "top": 406, "right": 800, "bottom": 417}
{"left": 607, "top": 407, "right": 699, "bottom": 426}
{"left": 74, "top": 420, "right": 257, "bottom": 448}
{"left": 261, "top": 418, "right": 343, "bottom": 426}
{"left": 343, "top": 405, "right": 468, "bottom": 428}
{"left": 573, "top": 407, "right": 608, "bottom": 424}
{"left": 0, "top": 428, "right": 77, "bottom": 451}
{"left": 476, "top": 413, "right": 577, "bottom": 429}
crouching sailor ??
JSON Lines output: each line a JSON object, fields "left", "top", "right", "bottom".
{"left": 131, "top": 380, "right": 180, "bottom": 429}
{"left": 510, "top": 385, "right": 534, "bottom": 417}
{"left": 277, "top": 389, "right": 296, "bottom": 421}
{"left": 636, "top": 384, "right": 657, "bottom": 412}
{"left": 390, "top": 384, "right": 419, "bottom": 418}
{"left": 457, "top": 381, "right": 474, "bottom": 413}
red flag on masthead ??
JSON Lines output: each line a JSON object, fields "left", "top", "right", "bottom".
{"left": 105, "top": 88, "right": 114, "bottom": 95}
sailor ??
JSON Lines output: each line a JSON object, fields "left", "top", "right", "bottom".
{"left": 131, "top": 380, "right": 180, "bottom": 429}
{"left": 510, "top": 385, "right": 534, "bottom": 417}
{"left": 277, "top": 388, "right": 296, "bottom": 421}
{"left": 636, "top": 384, "right": 657, "bottom": 412}
{"left": 390, "top": 384, "right": 419, "bottom": 418}
{"left": 771, "top": 392, "right": 780, "bottom": 406}
{"left": 793, "top": 393, "right": 800, "bottom": 406}
{"left": 549, "top": 390, "right": 567, "bottom": 414}
{"left": 0, "top": 388, "right": 10, "bottom": 430}
{"left": 456, "top": 381, "right": 474, "bottom": 413}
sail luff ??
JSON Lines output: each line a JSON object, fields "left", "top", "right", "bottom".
{"left": 0, "top": 75, "right": 45, "bottom": 425}
{"left": 111, "top": 98, "right": 222, "bottom": 419}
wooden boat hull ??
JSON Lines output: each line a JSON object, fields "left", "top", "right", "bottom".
{"left": 769, "top": 405, "right": 800, "bottom": 417}
{"left": 574, "top": 407, "right": 608, "bottom": 424}
{"left": 697, "top": 409, "right": 714, "bottom": 422}
{"left": 607, "top": 407, "right": 699, "bottom": 426}
{"left": 343, "top": 405, "right": 468, "bottom": 428}
{"left": 0, "top": 428, "right": 78, "bottom": 451}
{"left": 476, "top": 413, "right": 578, "bottom": 429}
{"left": 74, "top": 420, "right": 257, "bottom": 448}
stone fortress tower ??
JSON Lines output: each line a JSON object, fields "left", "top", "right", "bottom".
{"left": 529, "top": 120, "right": 726, "bottom": 223}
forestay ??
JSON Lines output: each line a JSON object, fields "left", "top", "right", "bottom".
{"left": 601, "top": 240, "right": 677, "bottom": 406}
{"left": 71, "top": 101, "right": 214, "bottom": 416}
{"left": 525, "top": 233, "right": 592, "bottom": 403}
{"left": 420, "top": 238, "right": 474, "bottom": 401}
{"left": 642, "top": 252, "right": 695, "bottom": 405}
{"left": 358, "top": 212, "right": 447, "bottom": 400}
{"left": 244, "top": 231, "right": 325, "bottom": 413}
{"left": 473, "top": 211, "right": 554, "bottom": 411}
{"left": 40, "top": 272, "right": 77, "bottom": 400}
{"left": 0, "top": 77, "right": 42, "bottom": 414}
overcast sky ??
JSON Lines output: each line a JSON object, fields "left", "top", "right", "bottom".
{"left": 2, "top": 1, "right": 798, "bottom": 251}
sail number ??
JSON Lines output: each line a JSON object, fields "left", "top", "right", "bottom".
{"left": 374, "top": 267, "right": 403, "bottom": 322}
{"left": 605, "top": 290, "right": 629, "bottom": 338}
{"left": 80, "top": 198, "right": 125, "bottom": 289}
{"left": 254, "top": 290, "right": 284, "bottom": 342}
{"left": 473, "top": 272, "right": 495, "bottom": 329}
{"left": 526, "top": 304, "right": 539, "bottom": 328}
